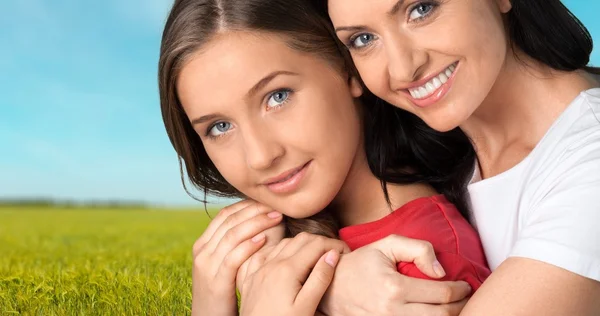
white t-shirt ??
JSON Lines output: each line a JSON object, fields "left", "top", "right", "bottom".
{"left": 468, "top": 87, "right": 600, "bottom": 281}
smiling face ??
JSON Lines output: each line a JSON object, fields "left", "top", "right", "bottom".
{"left": 327, "top": 0, "right": 512, "bottom": 132}
{"left": 176, "top": 31, "right": 364, "bottom": 218}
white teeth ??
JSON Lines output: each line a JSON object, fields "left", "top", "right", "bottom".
{"left": 408, "top": 63, "right": 457, "bottom": 100}
{"left": 425, "top": 82, "right": 435, "bottom": 93}
{"left": 410, "top": 89, "right": 420, "bottom": 99}
{"left": 439, "top": 73, "right": 448, "bottom": 83}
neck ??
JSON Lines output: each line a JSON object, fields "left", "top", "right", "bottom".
{"left": 460, "top": 49, "right": 598, "bottom": 177}
{"left": 329, "top": 147, "right": 437, "bottom": 227}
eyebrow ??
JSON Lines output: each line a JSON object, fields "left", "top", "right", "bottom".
{"left": 334, "top": 25, "right": 368, "bottom": 33}
{"left": 190, "top": 70, "right": 299, "bottom": 126}
{"left": 388, "top": 0, "right": 406, "bottom": 16}
{"left": 246, "top": 70, "right": 299, "bottom": 99}
{"left": 335, "top": 0, "right": 405, "bottom": 33}
{"left": 191, "top": 113, "right": 220, "bottom": 126}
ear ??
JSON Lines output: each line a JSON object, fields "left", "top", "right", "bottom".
{"left": 349, "top": 75, "right": 363, "bottom": 98}
{"left": 495, "top": 0, "right": 512, "bottom": 13}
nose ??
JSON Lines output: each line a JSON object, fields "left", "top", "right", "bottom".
{"left": 242, "top": 123, "right": 285, "bottom": 171}
{"left": 384, "top": 35, "right": 427, "bottom": 90}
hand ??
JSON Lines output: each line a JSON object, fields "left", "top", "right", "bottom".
{"left": 236, "top": 224, "right": 285, "bottom": 294}
{"left": 320, "top": 234, "right": 472, "bottom": 316}
{"left": 239, "top": 233, "right": 346, "bottom": 316}
{"left": 236, "top": 228, "right": 348, "bottom": 295}
{"left": 191, "top": 200, "right": 284, "bottom": 316}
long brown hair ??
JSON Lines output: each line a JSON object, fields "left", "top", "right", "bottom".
{"left": 158, "top": 0, "right": 475, "bottom": 238}
{"left": 158, "top": 0, "right": 356, "bottom": 238}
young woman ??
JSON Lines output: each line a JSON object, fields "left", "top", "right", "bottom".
{"left": 313, "top": 0, "right": 600, "bottom": 314}
{"left": 158, "top": 0, "right": 490, "bottom": 314}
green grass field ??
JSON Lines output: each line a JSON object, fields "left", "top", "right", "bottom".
{"left": 0, "top": 207, "right": 214, "bottom": 315}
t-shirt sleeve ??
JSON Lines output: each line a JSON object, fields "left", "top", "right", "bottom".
{"left": 509, "top": 141, "right": 600, "bottom": 281}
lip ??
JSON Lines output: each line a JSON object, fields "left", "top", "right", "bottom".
{"left": 263, "top": 160, "right": 312, "bottom": 194}
{"left": 402, "top": 61, "right": 459, "bottom": 108}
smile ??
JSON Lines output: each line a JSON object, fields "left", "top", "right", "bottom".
{"left": 263, "top": 161, "right": 312, "bottom": 194}
{"left": 404, "top": 62, "right": 459, "bottom": 108}
{"left": 408, "top": 63, "right": 456, "bottom": 99}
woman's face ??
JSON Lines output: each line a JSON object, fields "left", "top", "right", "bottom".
{"left": 328, "top": 0, "right": 511, "bottom": 132}
{"left": 177, "top": 31, "right": 364, "bottom": 218}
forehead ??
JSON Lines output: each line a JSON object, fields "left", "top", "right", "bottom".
{"left": 177, "top": 31, "right": 317, "bottom": 115}
{"left": 328, "top": 0, "right": 396, "bottom": 22}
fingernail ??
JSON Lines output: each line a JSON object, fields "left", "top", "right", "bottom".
{"left": 251, "top": 233, "right": 265, "bottom": 243}
{"left": 267, "top": 211, "right": 282, "bottom": 219}
{"left": 433, "top": 260, "right": 446, "bottom": 277}
{"left": 325, "top": 250, "right": 339, "bottom": 267}
{"left": 464, "top": 282, "right": 472, "bottom": 292}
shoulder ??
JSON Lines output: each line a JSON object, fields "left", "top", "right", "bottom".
{"left": 525, "top": 89, "right": 600, "bottom": 200}
{"left": 413, "top": 196, "right": 487, "bottom": 260}
{"left": 510, "top": 91, "right": 600, "bottom": 281}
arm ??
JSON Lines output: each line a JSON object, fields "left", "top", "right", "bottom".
{"left": 320, "top": 235, "right": 472, "bottom": 316}
{"left": 460, "top": 258, "right": 600, "bottom": 316}
{"left": 462, "top": 145, "right": 600, "bottom": 315}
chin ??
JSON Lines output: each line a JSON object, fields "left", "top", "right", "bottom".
{"left": 422, "top": 116, "right": 462, "bottom": 133}
{"left": 279, "top": 204, "right": 323, "bottom": 220}
{"left": 274, "top": 194, "right": 334, "bottom": 220}
{"left": 422, "top": 105, "right": 472, "bottom": 132}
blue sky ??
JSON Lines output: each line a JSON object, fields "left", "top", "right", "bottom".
{"left": 1, "top": 0, "right": 599, "bottom": 206}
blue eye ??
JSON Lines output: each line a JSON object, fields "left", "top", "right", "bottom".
{"left": 208, "top": 121, "right": 232, "bottom": 137}
{"left": 351, "top": 33, "right": 376, "bottom": 49}
{"left": 409, "top": 3, "right": 435, "bottom": 21}
{"left": 267, "top": 89, "right": 291, "bottom": 109}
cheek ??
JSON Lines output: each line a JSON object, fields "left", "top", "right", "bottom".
{"left": 204, "top": 143, "right": 249, "bottom": 192}
{"left": 455, "top": 1, "right": 508, "bottom": 62}
{"left": 353, "top": 54, "right": 388, "bottom": 97}
{"left": 296, "top": 87, "right": 363, "bottom": 166}
{"left": 322, "top": 103, "right": 362, "bottom": 160}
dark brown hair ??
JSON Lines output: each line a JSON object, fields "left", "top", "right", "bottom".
{"left": 159, "top": 0, "right": 475, "bottom": 238}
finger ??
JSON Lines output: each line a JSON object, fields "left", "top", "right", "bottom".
{"left": 206, "top": 203, "right": 281, "bottom": 253}
{"left": 215, "top": 233, "right": 267, "bottom": 284}
{"left": 296, "top": 249, "right": 340, "bottom": 312}
{"left": 193, "top": 200, "right": 255, "bottom": 255}
{"left": 374, "top": 234, "right": 445, "bottom": 278}
{"left": 241, "top": 245, "right": 273, "bottom": 290}
{"left": 212, "top": 213, "right": 283, "bottom": 263}
{"left": 403, "top": 277, "right": 472, "bottom": 304}
{"left": 287, "top": 237, "right": 347, "bottom": 267}
{"left": 404, "top": 298, "right": 469, "bottom": 315}
{"left": 278, "top": 233, "right": 346, "bottom": 261}
{"left": 265, "top": 238, "right": 293, "bottom": 262}
{"left": 262, "top": 222, "right": 286, "bottom": 247}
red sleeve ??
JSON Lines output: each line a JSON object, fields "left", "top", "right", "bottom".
{"left": 397, "top": 251, "right": 490, "bottom": 292}
{"left": 339, "top": 195, "right": 491, "bottom": 294}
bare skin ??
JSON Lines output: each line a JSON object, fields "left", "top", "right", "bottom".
{"left": 327, "top": 0, "right": 600, "bottom": 314}
{"left": 178, "top": 31, "right": 472, "bottom": 316}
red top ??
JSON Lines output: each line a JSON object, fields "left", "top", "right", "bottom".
{"left": 339, "top": 195, "right": 490, "bottom": 292}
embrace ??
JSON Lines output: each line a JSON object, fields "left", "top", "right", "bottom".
{"left": 158, "top": 0, "right": 600, "bottom": 315}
